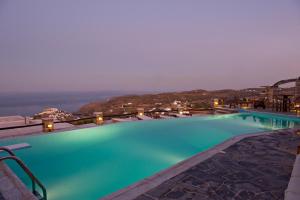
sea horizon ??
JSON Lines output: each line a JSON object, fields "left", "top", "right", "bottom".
{"left": 0, "top": 88, "right": 204, "bottom": 117}
{"left": 0, "top": 91, "right": 132, "bottom": 117}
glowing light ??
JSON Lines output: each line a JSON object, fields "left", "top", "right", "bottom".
{"left": 98, "top": 117, "right": 103, "bottom": 121}
{"left": 137, "top": 108, "right": 144, "bottom": 116}
{"left": 47, "top": 124, "right": 53, "bottom": 128}
{"left": 213, "top": 99, "right": 219, "bottom": 107}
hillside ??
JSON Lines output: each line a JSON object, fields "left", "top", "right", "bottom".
{"left": 78, "top": 88, "right": 264, "bottom": 115}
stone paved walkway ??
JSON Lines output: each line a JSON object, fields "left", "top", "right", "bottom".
{"left": 135, "top": 130, "right": 300, "bottom": 200}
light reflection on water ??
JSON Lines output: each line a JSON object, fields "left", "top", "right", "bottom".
{"left": 237, "top": 113, "right": 298, "bottom": 130}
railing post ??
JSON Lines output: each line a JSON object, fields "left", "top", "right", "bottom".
{"left": 42, "top": 118, "right": 54, "bottom": 132}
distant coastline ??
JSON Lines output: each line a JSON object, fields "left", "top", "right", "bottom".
{"left": 0, "top": 91, "right": 128, "bottom": 117}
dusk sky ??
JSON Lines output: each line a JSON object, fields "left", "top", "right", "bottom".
{"left": 1, "top": 0, "right": 300, "bottom": 93}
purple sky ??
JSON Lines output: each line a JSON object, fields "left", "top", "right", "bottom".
{"left": 0, "top": 0, "right": 300, "bottom": 93}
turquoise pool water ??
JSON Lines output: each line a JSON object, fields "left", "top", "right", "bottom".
{"left": 0, "top": 112, "right": 300, "bottom": 200}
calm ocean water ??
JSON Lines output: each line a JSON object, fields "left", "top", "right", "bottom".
{"left": 0, "top": 91, "right": 127, "bottom": 117}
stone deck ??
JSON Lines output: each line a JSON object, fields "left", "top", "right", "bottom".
{"left": 135, "top": 130, "right": 300, "bottom": 200}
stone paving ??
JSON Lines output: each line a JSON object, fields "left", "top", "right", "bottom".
{"left": 135, "top": 130, "right": 300, "bottom": 200}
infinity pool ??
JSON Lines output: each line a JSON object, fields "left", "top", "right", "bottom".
{"left": 0, "top": 112, "right": 300, "bottom": 200}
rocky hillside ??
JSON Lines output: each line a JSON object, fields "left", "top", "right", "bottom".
{"left": 78, "top": 88, "right": 264, "bottom": 115}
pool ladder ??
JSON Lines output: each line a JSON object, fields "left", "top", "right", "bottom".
{"left": 0, "top": 147, "right": 47, "bottom": 200}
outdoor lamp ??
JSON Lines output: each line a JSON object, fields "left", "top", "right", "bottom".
{"left": 94, "top": 112, "right": 104, "bottom": 125}
{"left": 42, "top": 118, "right": 54, "bottom": 132}
{"left": 137, "top": 108, "right": 144, "bottom": 116}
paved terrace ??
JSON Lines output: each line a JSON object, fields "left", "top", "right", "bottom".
{"left": 135, "top": 130, "right": 300, "bottom": 200}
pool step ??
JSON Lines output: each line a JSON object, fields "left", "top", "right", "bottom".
{"left": 0, "top": 143, "right": 31, "bottom": 152}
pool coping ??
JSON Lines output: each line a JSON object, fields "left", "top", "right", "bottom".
{"left": 100, "top": 128, "right": 295, "bottom": 200}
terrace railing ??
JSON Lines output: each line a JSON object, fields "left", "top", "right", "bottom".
{"left": 0, "top": 147, "right": 47, "bottom": 200}
{"left": 0, "top": 108, "right": 214, "bottom": 131}
{"left": 0, "top": 112, "right": 138, "bottom": 130}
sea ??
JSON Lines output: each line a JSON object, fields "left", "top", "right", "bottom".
{"left": 0, "top": 91, "right": 129, "bottom": 117}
